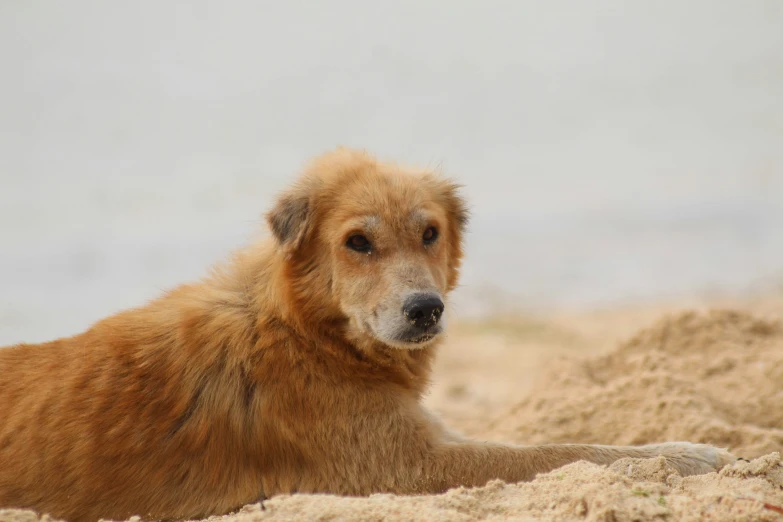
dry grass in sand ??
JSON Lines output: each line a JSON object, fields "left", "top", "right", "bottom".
{"left": 2, "top": 295, "right": 782, "bottom": 522}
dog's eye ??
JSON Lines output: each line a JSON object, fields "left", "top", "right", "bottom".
{"left": 423, "top": 226, "right": 438, "bottom": 245}
{"left": 346, "top": 234, "right": 372, "bottom": 252}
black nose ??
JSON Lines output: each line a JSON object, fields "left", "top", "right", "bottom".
{"left": 403, "top": 294, "right": 445, "bottom": 329}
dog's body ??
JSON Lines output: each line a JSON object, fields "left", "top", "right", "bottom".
{"left": 0, "top": 149, "right": 734, "bottom": 521}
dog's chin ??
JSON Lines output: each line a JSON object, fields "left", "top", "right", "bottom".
{"left": 350, "top": 316, "right": 445, "bottom": 350}
{"left": 375, "top": 329, "right": 443, "bottom": 350}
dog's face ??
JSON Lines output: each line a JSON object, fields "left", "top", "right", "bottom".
{"left": 267, "top": 149, "right": 468, "bottom": 349}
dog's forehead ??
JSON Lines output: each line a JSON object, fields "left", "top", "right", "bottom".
{"left": 337, "top": 170, "right": 441, "bottom": 226}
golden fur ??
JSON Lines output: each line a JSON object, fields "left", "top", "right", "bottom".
{"left": 0, "top": 149, "right": 734, "bottom": 521}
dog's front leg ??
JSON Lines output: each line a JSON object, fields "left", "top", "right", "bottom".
{"left": 413, "top": 441, "right": 735, "bottom": 493}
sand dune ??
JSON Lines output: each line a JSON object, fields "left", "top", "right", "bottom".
{"left": 492, "top": 309, "right": 783, "bottom": 458}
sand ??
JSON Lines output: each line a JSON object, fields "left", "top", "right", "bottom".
{"left": 490, "top": 309, "right": 783, "bottom": 458}
{"left": 2, "top": 298, "right": 782, "bottom": 522}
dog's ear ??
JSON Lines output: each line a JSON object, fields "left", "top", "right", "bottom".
{"left": 445, "top": 184, "right": 469, "bottom": 234}
{"left": 438, "top": 180, "right": 470, "bottom": 234}
{"left": 433, "top": 178, "right": 470, "bottom": 290}
{"left": 266, "top": 182, "right": 314, "bottom": 253}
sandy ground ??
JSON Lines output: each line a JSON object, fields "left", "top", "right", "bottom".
{"left": 2, "top": 293, "right": 782, "bottom": 522}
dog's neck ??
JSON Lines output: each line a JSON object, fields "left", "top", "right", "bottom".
{"left": 230, "top": 240, "right": 437, "bottom": 397}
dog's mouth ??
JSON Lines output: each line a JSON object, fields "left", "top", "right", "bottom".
{"left": 359, "top": 311, "right": 445, "bottom": 349}
{"left": 403, "top": 332, "right": 436, "bottom": 344}
{"left": 382, "top": 324, "right": 444, "bottom": 349}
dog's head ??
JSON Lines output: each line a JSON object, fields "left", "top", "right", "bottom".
{"left": 267, "top": 148, "right": 468, "bottom": 349}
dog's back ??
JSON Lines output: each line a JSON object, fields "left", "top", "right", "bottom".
{"left": 0, "top": 290, "right": 266, "bottom": 521}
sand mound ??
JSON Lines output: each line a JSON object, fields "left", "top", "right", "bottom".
{"left": 491, "top": 310, "right": 783, "bottom": 458}
{"left": 2, "top": 308, "right": 783, "bottom": 522}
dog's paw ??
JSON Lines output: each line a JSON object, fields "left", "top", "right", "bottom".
{"left": 644, "top": 442, "right": 736, "bottom": 476}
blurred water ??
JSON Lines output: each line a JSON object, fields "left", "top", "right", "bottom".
{"left": 1, "top": 1, "right": 782, "bottom": 344}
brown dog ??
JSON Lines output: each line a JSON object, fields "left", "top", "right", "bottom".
{"left": 0, "top": 149, "right": 734, "bottom": 522}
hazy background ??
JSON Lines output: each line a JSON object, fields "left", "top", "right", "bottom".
{"left": 1, "top": 1, "right": 782, "bottom": 345}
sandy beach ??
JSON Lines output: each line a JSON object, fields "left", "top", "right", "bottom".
{"left": 2, "top": 2, "right": 783, "bottom": 520}
{"left": 2, "top": 293, "right": 781, "bottom": 522}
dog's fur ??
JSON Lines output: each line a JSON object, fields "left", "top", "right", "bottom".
{"left": 0, "top": 149, "right": 734, "bottom": 522}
